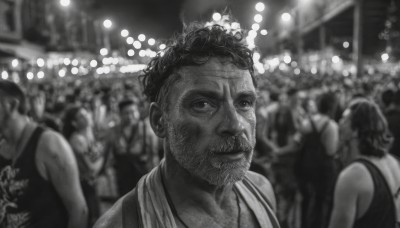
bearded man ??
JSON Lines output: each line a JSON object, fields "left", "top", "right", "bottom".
{"left": 95, "top": 23, "right": 280, "bottom": 228}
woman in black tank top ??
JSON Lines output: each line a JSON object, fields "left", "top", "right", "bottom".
{"left": 329, "top": 98, "right": 399, "bottom": 228}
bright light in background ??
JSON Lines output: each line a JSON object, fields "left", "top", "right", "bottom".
{"left": 11, "top": 59, "right": 19, "bottom": 68}
{"left": 126, "top": 37, "right": 134, "bottom": 44}
{"left": 254, "top": 14, "right": 263, "bottom": 23}
{"left": 253, "top": 52, "right": 261, "bottom": 61}
{"left": 37, "top": 58, "right": 45, "bottom": 67}
{"left": 37, "top": 71, "right": 44, "bottom": 79}
{"left": 90, "top": 60, "right": 98, "bottom": 68}
{"left": 159, "top": 44, "right": 166, "bottom": 50}
{"left": 71, "top": 59, "right": 79, "bottom": 66}
{"left": 103, "top": 19, "right": 112, "bottom": 29}
{"left": 311, "top": 67, "right": 318, "bottom": 75}
{"left": 212, "top": 12, "right": 222, "bottom": 21}
{"left": 1, "top": 71, "right": 8, "bottom": 80}
{"left": 248, "top": 30, "right": 257, "bottom": 38}
{"left": 283, "top": 55, "right": 292, "bottom": 64}
{"left": 149, "top": 51, "right": 157, "bottom": 58}
{"left": 343, "top": 41, "right": 350, "bottom": 49}
{"left": 332, "top": 55, "right": 340, "bottom": 64}
{"left": 138, "top": 34, "right": 146, "bottom": 42}
{"left": 148, "top": 38, "right": 155, "bottom": 46}
{"left": 231, "top": 22, "right": 240, "bottom": 30}
{"left": 96, "top": 68, "right": 104, "bottom": 75}
{"left": 255, "top": 2, "right": 265, "bottom": 12}
{"left": 260, "top": 29, "right": 268, "bottom": 36}
{"left": 294, "top": 68, "right": 301, "bottom": 75}
{"left": 252, "top": 23, "right": 260, "bottom": 31}
{"left": 139, "top": 50, "right": 146, "bottom": 57}
{"left": 281, "top": 13, "right": 292, "bottom": 22}
{"left": 27, "top": 72, "right": 34, "bottom": 80}
{"left": 381, "top": 53, "right": 389, "bottom": 62}
{"left": 71, "top": 67, "right": 79, "bottom": 75}
{"left": 58, "top": 69, "right": 66, "bottom": 77}
{"left": 133, "top": 41, "right": 142, "bottom": 49}
{"left": 121, "top": 29, "right": 129, "bottom": 37}
{"left": 112, "top": 57, "right": 119, "bottom": 65}
{"left": 103, "top": 66, "right": 111, "bottom": 74}
{"left": 60, "top": 0, "right": 70, "bottom": 7}
{"left": 100, "top": 48, "right": 108, "bottom": 56}
{"left": 64, "top": 58, "right": 71, "bottom": 65}
{"left": 128, "top": 49, "right": 135, "bottom": 56}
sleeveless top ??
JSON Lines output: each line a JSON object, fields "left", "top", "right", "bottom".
{"left": 353, "top": 159, "right": 397, "bottom": 228}
{"left": 0, "top": 126, "right": 68, "bottom": 227}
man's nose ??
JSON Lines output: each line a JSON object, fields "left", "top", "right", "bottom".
{"left": 217, "top": 103, "right": 245, "bottom": 137}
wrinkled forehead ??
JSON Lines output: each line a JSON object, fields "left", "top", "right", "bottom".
{"left": 176, "top": 59, "right": 254, "bottom": 87}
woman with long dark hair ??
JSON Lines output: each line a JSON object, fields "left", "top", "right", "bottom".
{"left": 329, "top": 98, "right": 400, "bottom": 228}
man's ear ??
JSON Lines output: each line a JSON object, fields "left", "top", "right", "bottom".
{"left": 149, "top": 102, "right": 166, "bottom": 138}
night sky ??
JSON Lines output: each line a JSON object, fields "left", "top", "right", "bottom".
{"left": 95, "top": 0, "right": 289, "bottom": 41}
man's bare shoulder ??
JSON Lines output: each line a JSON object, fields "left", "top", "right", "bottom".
{"left": 94, "top": 197, "right": 124, "bottom": 228}
{"left": 246, "top": 171, "right": 277, "bottom": 211}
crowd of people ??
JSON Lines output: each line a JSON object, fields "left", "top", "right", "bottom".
{"left": 0, "top": 22, "right": 399, "bottom": 228}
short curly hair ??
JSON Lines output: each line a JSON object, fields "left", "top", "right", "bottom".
{"left": 140, "top": 23, "right": 255, "bottom": 109}
{"left": 348, "top": 98, "right": 392, "bottom": 157}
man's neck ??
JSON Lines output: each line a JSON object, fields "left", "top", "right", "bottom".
{"left": 163, "top": 151, "right": 234, "bottom": 211}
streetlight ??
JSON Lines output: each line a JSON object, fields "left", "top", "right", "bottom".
{"left": 260, "top": 29, "right": 268, "bottom": 35}
{"left": 60, "top": 0, "right": 70, "bottom": 7}
{"left": 148, "top": 38, "right": 155, "bottom": 46}
{"left": 138, "top": 34, "right": 146, "bottom": 42}
{"left": 100, "top": 48, "right": 108, "bottom": 56}
{"left": 11, "top": 59, "right": 19, "bottom": 68}
{"left": 1, "top": 71, "right": 9, "bottom": 80}
{"left": 381, "top": 53, "right": 389, "bottom": 62}
{"left": 139, "top": 50, "right": 146, "bottom": 57}
{"left": 133, "top": 41, "right": 142, "bottom": 49}
{"left": 252, "top": 23, "right": 260, "bottom": 31}
{"left": 37, "top": 71, "right": 45, "bottom": 79}
{"left": 283, "top": 55, "right": 292, "bottom": 64}
{"left": 121, "top": 29, "right": 129, "bottom": 37}
{"left": 343, "top": 41, "right": 350, "bottom": 49}
{"left": 212, "top": 12, "right": 222, "bottom": 21}
{"left": 255, "top": 2, "right": 265, "bottom": 12}
{"left": 37, "top": 58, "right": 45, "bottom": 68}
{"left": 248, "top": 30, "right": 257, "bottom": 38}
{"left": 27, "top": 72, "right": 34, "bottom": 80}
{"left": 332, "top": 56, "right": 340, "bottom": 64}
{"left": 126, "top": 37, "right": 134, "bottom": 44}
{"left": 127, "top": 49, "right": 135, "bottom": 56}
{"left": 103, "top": 19, "right": 112, "bottom": 29}
{"left": 254, "top": 14, "right": 263, "bottom": 23}
{"left": 90, "top": 60, "right": 98, "bottom": 68}
{"left": 281, "top": 13, "right": 292, "bottom": 22}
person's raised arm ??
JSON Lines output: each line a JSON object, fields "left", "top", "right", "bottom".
{"left": 38, "top": 131, "right": 88, "bottom": 228}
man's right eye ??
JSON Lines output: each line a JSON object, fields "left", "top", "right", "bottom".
{"left": 191, "top": 100, "right": 215, "bottom": 113}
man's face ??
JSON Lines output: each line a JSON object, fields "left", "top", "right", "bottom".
{"left": 164, "top": 58, "right": 257, "bottom": 187}
{"left": 120, "top": 104, "right": 140, "bottom": 125}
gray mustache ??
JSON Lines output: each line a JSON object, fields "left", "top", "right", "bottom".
{"left": 209, "top": 136, "right": 253, "bottom": 154}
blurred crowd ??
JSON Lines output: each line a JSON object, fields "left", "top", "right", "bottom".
{"left": 1, "top": 67, "right": 399, "bottom": 227}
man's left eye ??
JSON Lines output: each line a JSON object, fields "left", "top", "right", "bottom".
{"left": 237, "top": 100, "right": 254, "bottom": 110}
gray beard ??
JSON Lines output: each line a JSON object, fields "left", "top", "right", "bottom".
{"left": 166, "top": 122, "right": 253, "bottom": 187}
